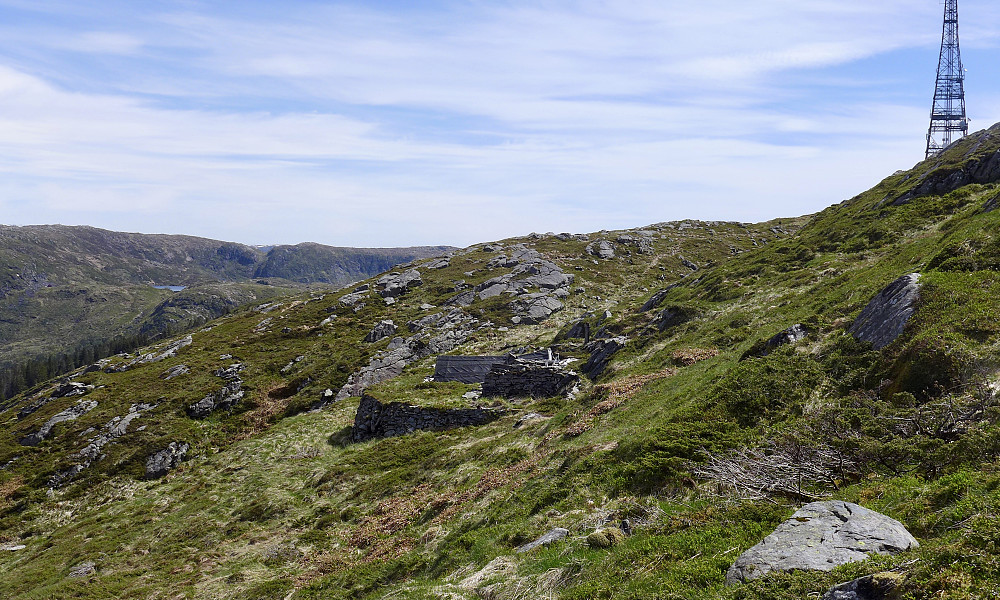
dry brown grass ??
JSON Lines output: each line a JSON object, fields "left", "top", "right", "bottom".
{"left": 0, "top": 476, "right": 23, "bottom": 515}
{"left": 671, "top": 347, "right": 719, "bottom": 366}
{"left": 564, "top": 368, "right": 678, "bottom": 437}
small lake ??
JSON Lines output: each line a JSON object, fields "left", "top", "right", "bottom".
{"left": 152, "top": 285, "right": 187, "bottom": 292}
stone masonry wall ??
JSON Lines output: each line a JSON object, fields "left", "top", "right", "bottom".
{"left": 352, "top": 394, "right": 504, "bottom": 442}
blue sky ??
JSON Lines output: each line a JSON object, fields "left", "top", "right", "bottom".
{"left": 0, "top": 1, "right": 998, "bottom": 247}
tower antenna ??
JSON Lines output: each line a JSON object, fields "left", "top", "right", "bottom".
{"left": 926, "top": 0, "right": 968, "bottom": 159}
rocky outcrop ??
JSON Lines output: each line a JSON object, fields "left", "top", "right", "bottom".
{"left": 517, "top": 528, "right": 569, "bottom": 553}
{"left": 145, "top": 442, "right": 190, "bottom": 479}
{"left": 616, "top": 234, "right": 653, "bottom": 254}
{"left": 726, "top": 501, "right": 918, "bottom": 584}
{"left": 49, "top": 402, "right": 157, "bottom": 487}
{"left": 17, "top": 381, "right": 95, "bottom": 421}
{"left": 187, "top": 363, "right": 245, "bottom": 418}
{"left": 20, "top": 399, "right": 98, "bottom": 446}
{"left": 336, "top": 310, "right": 484, "bottom": 401}
{"left": 351, "top": 394, "right": 503, "bottom": 442}
{"left": 510, "top": 294, "right": 564, "bottom": 324}
{"left": 376, "top": 268, "right": 423, "bottom": 298}
{"left": 104, "top": 336, "right": 192, "bottom": 373}
{"left": 482, "top": 359, "right": 579, "bottom": 399}
{"left": 581, "top": 337, "right": 626, "bottom": 379}
{"left": 585, "top": 240, "right": 615, "bottom": 259}
{"left": 161, "top": 364, "right": 190, "bottom": 380}
{"left": 894, "top": 144, "right": 1000, "bottom": 205}
{"left": 364, "top": 320, "right": 397, "bottom": 343}
{"left": 848, "top": 274, "right": 921, "bottom": 349}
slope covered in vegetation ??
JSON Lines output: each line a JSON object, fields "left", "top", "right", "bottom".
{"left": 2, "top": 125, "right": 1000, "bottom": 599}
{"left": 0, "top": 225, "right": 451, "bottom": 400}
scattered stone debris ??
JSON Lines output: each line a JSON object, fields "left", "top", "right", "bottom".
{"left": 726, "top": 501, "right": 918, "bottom": 584}
{"left": 517, "top": 528, "right": 569, "bottom": 553}
{"left": 104, "top": 336, "right": 193, "bottom": 373}
{"left": 253, "top": 317, "right": 273, "bottom": 333}
{"left": 187, "top": 364, "right": 245, "bottom": 419}
{"left": 351, "top": 394, "right": 504, "bottom": 442}
{"left": 848, "top": 273, "right": 921, "bottom": 349}
{"left": 20, "top": 399, "right": 99, "bottom": 446}
{"left": 145, "top": 442, "right": 190, "bottom": 480}
{"left": 640, "top": 285, "right": 681, "bottom": 312}
{"left": 364, "top": 320, "right": 398, "bottom": 343}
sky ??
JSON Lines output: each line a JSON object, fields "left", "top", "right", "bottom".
{"left": 0, "top": 1, "right": 999, "bottom": 248}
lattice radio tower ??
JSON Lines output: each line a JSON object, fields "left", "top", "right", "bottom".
{"left": 925, "top": 0, "right": 968, "bottom": 159}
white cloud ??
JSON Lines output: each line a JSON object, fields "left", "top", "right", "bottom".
{"left": 0, "top": 1, "right": 997, "bottom": 246}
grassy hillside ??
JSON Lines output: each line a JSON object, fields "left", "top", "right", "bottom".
{"left": 1, "top": 126, "right": 1000, "bottom": 599}
{"left": 0, "top": 225, "right": 451, "bottom": 399}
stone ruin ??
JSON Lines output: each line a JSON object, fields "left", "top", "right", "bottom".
{"left": 352, "top": 394, "right": 504, "bottom": 442}
{"left": 482, "top": 358, "right": 579, "bottom": 399}
{"left": 433, "top": 349, "right": 580, "bottom": 399}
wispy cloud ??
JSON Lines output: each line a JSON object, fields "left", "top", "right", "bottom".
{"left": 0, "top": 1, "right": 995, "bottom": 246}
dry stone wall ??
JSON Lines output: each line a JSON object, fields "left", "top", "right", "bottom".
{"left": 352, "top": 394, "right": 504, "bottom": 442}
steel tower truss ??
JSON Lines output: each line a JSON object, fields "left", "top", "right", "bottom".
{"left": 926, "top": 0, "right": 968, "bottom": 159}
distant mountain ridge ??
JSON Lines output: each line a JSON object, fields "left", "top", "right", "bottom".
{"left": 0, "top": 225, "right": 452, "bottom": 398}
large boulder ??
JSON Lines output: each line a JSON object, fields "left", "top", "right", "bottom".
{"left": 726, "top": 501, "right": 918, "bottom": 584}
{"left": 376, "top": 268, "right": 423, "bottom": 298}
{"left": 585, "top": 240, "right": 615, "bottom": 259}
{"left": 848, "top": 274, "right": 921, "bottom": 349}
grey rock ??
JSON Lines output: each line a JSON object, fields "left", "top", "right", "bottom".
{"left": 354, "top": 283, "right": 371, "bottom": 292}
{"left": 445, "top": 290, "right": 476, "bottom": 307}
{"left": 726, "top": 501, "right": 918, "bottom": 584}
{"left": 517, "top": 528, "right": 570, "bottom": 553}
{"left": 581, "top": 337, "right": 626, "bottom": 379}
{"left": 339, "top": 291, "right": 368, "bottom": 306}
{"left": 679, "top": 256, "right": 699, "bottom": 271}
{"left": 510, "top": 294, "right": 564, "bottom": 324}
{"left": 821, "top": 574, "right": 901, "bottom": 600}
{"left": 848, "top": 274, "right": 921, "bottom": 349}
{"left": 585, "top": 240, "right": 615, "bottom": 259}
{"left": 51, "top": 381, "right": 95, "bottom": 398}
{"left": 161, "top": 364, "right": 190, "bottom": 380}
{"left": 68, "top": 561, "right": 96, "bottom": 578}
{"left": 377, "top": 268, "right": 423, "bottom": 298}
{"left": 745, "top": 324, "right": 809, "bottom": 358}
{"left": 616, "top": 234, "right": 653, "bottom": 254}
{"left": 424, "top": 257, "right": 451, "bottom": 269}
{"left": 20, "top": 399, "right": 98, "bottom": 446}
{"left": 364, "top": 320, "right": 397, "bottom": 343}
{"left": 145, "top": 441, "right": 189, "bottom": 480}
